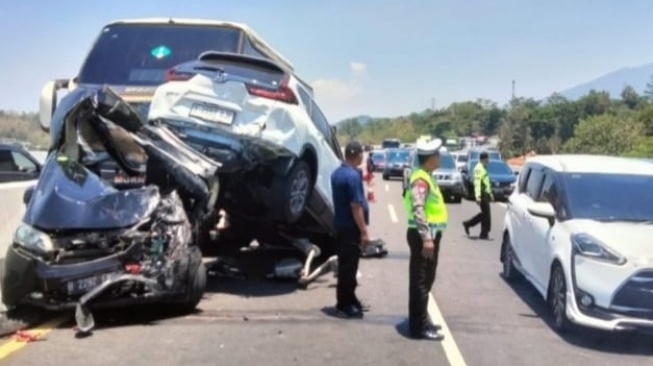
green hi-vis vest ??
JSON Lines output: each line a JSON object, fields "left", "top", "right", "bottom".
{"left": 474, "top": 163, "right": 492, "bottom": 199}
{"left": 403, "top": 168, "right": 448, "bottom": 232}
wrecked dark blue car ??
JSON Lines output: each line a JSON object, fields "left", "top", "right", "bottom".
{"left": 1, "top": 86, "right": 220, "bottom": 333}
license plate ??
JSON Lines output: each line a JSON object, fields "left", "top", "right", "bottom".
{"left": 65, "top": 272, "right": 117, "bottom": 295}
{"left": 189, "top": 103, "right": 235, "bottom": 125}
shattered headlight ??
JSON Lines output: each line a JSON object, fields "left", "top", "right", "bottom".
{"left": 14, "top": 223, "right": 56, "bottom": 254}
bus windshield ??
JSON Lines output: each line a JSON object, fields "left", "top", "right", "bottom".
{"left": 77, "top": 23, "right": 243, "bottom": 86}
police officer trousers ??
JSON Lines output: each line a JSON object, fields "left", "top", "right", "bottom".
{"left": 406, "top": 227, "right": 442, "bottom": 333}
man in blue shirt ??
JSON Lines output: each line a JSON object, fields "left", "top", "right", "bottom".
{"left": 331, "top": 140, "right": 371, "bottom": 319}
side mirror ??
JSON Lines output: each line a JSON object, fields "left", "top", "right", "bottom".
{"left": 527, "top": 201, "right": 556, "bottom": 226}
{"left": 39, "top": 79, "right": 70, "bottom": 133}
{"left": 23, "top": 185, "right": 35, "bottom": 206}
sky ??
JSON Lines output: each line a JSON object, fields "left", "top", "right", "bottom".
{"left": 1, "top": 0, "right": 653, "bottom": 122}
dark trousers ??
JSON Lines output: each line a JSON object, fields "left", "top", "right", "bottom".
{"left": 335, "top": 227, "right": 362, "bottom": 308}
{"left": 465, "top": 195, "right": 491, "bottom": 237}
{"left": 407, "top": 228, "right": 442, "bottom": 333}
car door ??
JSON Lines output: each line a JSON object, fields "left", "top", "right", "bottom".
{"left": 509, "top": 164, "right": 544, "bottom": 278}
{"left": 297, "top": 88, "right": 340, "bottom": 205}
{"left": 527, "top": 169, "right": 561, "bottom": 289}
{"left": 0, "top": 149, "right": 41, "bottom": 183}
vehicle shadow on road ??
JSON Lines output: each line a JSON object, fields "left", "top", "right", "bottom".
{"left": 502, "top": 273, "right": 653, "bottom": 355}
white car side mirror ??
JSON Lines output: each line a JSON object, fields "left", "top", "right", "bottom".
{"left": 527, "top": 202, "right": 556, "bottom": 225}
{"left": 39, "top": 80, "right": 58, "bottom": 132}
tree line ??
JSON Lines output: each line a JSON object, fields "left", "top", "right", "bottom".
{"left": 0, "top": 110, "right": 49, "bottom": 148}
{"left": 337, "top": 81, "right": 653, "bottom": 159}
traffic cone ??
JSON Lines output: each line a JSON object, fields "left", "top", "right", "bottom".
{"left": 367, "top": 186, "right": 376, "bottom": 202}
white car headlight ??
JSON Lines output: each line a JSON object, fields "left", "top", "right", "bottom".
{"left": 452, "top": 173, "right": 462, "bottom": 182}
{"left": 14, "top": 223, "right": 56, "bottom": 254}
{"left": 571, "top": 233, "right": 626, "bottom": 265}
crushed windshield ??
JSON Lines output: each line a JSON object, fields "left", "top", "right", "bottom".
{"left": 562, "top": 173, "right": 653, "bottom": 221}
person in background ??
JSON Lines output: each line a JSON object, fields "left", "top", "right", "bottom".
{"left": 403, "top": 139, "right": 447, "bottom": 341}
{"left": 330, "top": 140, "right": 371, "bottom": 318}
{"left": 463, "top": 152, "right": 494, "bottom": 239}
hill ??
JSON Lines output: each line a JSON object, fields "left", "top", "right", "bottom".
{"left": 559, "top": 63, "right": 653, "bottom": 100}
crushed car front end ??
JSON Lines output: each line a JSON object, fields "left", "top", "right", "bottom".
{"left": 2, "top": 85, "right": 220, "bottom": 331}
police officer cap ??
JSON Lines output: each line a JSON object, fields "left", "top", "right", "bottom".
{"left": 415, "top": 138, "right": 443, "bottom": 156}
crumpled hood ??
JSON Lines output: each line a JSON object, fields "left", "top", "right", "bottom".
{"left": 24, "top": 153, "right": 160, "bottom": 231}
{"left": 567, "top": 219, "right": 653, "bottom": 260}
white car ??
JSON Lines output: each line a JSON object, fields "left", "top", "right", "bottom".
{"left": 501, "top": 154, "right": 653, "bottom": 333}
{"left": 148, "top": 51, "right": 343, "bottom": 250}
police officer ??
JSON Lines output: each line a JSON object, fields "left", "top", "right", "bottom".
{"left": 403, "top": 139, "right": 447, "bottom": 341}
{"left": 463, "top": 152, "right": 494, "bottom": 239}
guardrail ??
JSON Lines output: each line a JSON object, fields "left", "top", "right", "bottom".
{"left": 0, "top": 150, "right": 47, "bottom": 309}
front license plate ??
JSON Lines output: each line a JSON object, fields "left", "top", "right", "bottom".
{"left": 189, "top": 103, "right": 235, "bottom": 125}
{"left": 65, "top": 272, "right": 117, "bottom": 295}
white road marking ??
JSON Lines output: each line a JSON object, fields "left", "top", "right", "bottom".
{"left": 385, "top": 183, "right": 390, "bottom": 192}
{"left": 388, "top": 204, "right": 398, "bottom": 223}
{"left": 428, "top": 294, "right": 468, "bottom": 366}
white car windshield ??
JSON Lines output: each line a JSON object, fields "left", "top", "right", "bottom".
{"left": 562, "top": 173, "right": 653, "bottom": 222}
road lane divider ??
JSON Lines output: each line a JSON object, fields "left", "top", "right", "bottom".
{"left": 387, "top": 204, "right": 398, "bottom": 223}
{"left": 428, "top": 294, "right": 467, "bottom": 366}
{"left": 0, "top": 315, "right": 69, "bottom": 360}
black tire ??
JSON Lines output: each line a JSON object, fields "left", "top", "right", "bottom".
{"left": 382, "top": 173, "right": 389, "bottom": 180}
{"left": 549, "top": 263, "right": 574, "bottom": 333}
{"left": 452, "top": 195, "right": 463, "bottom": 204}
{"left": 271, "top": 160, "right": 313, "bottom": 223}
{"left": 501, "top": 236, "right": 519, "bottom": 282}
{"left": 181, "top": 255, "right": 207, "bottom": 312}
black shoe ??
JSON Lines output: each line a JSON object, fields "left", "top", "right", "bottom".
{"left": 426, "top": 322, "right": 442, "bottom": 332}
{"left": 410, "top": 327, "right": 444, "bottom": 341}
{"left": 462, "top": 222, "right": 470, "bottom": 236}
{"left": 353, "top": 299, "right": 371, "bottom": 312}
{"left": 335, "top": 305, "right": 363, "bottom": 319}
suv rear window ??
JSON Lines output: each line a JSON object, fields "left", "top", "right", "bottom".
{"left": 78, "top": 24, "right": 243, "bottom": 86}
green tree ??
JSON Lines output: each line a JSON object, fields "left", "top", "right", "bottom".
{"left": 563, "top": 114, "right": 643, "bottom": 155}
{"left": 621, "top": 85, "right": 642, "bottom": 109}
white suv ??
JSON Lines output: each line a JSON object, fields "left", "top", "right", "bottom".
{"left": 148, "top": 51, "right": 343, "bottom": 249}
{"left": 501, "top": 155, "right": 653, "bottom": 333}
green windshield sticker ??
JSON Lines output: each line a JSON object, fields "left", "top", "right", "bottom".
{"left": 151, "top": 45, "right": 172, "bottom": 59}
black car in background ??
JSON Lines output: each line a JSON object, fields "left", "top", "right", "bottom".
{"left": 0, "top": 144, "right": 43, "bottom": 183}
{"left": 368, "top": 150, "right": 387, "bottom": 172}
{"left": 383, "top": 148, "right": 412, "bottom": 180}
{"left": 461, "top": 159, "right": 517, "bottom": 201}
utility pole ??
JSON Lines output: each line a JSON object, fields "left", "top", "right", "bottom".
{"left": 431, "top": 97, "right": 435, "bottom": 110}
{"left": 511, "top": 80, "right": 516, "bottom": 101}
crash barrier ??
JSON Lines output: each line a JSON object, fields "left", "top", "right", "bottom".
{"left": 0, "top": 180, "right": 37, "bottom": 310}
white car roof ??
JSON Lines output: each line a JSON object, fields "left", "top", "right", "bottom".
{"left": 106, "top": 18, "right": 295, "bottom": 72}
{"left": 527, "top": 154, "right": 653, "bottom": 175}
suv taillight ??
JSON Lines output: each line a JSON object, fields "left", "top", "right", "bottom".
{"left": 165, "top": 68, "right": 194, "bottom": 82}
{"left": 245, "top": 74, "right": 298, "bottom": 104}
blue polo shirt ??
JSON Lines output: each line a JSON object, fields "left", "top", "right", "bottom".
{"left": 331, "top": 163, "right": 369, "bottom": 230}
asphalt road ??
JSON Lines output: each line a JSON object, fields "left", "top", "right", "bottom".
{"left": 1, "top": 173, "right": 653, "bottom": 365}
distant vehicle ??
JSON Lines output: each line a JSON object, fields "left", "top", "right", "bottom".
{"left": 452, "top": 152, "right": 468, "bottom": 171}
{"left": 461, "top": 159, "right": 517, "bottom": 201}
{"left": 501, "top": 155, "right": 653, "bottom": 334}
{"left": 466, "top": 148, "right": 502, "bottom": 162}
{"left": 0, "top": 144, "right": 42, "bottom": 183}
{"left": 382, "top": 148, "right": 412, "bottom": 180}
{"left": 402, "top": 151, "right": 464, "bottom": 203}
{"left": 382, "top": 138, "right": 401, "bottom": 149}
{"left": 38, "top": 18, "right": 307, "bottom": 132}
{"left": 367, "top": 150, "right": 387, "bottom": 172}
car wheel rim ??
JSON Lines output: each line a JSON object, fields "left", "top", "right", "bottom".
{"left": 289, "top": 170, "right": 309, "bottom": 215}
{"left": 552, "top": 268, "right": 566, "bottom": 326}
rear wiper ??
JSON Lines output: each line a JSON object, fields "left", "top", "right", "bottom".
{"left": 593, "top": 217, "right": 653, "bottom": 224}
